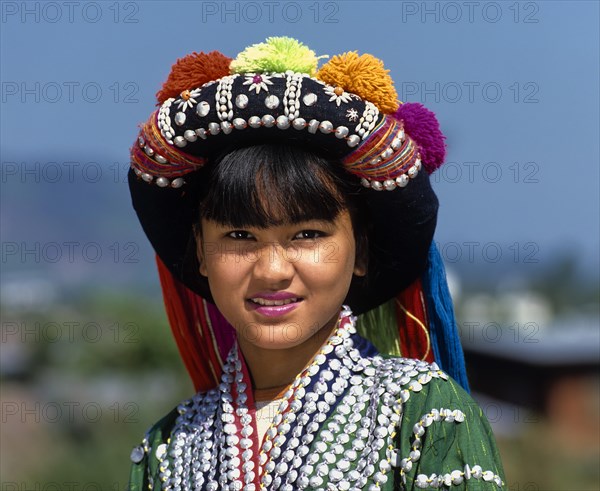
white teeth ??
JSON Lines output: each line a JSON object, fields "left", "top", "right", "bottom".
{"left": 251, "top": 298, "right": 298, "bottom": 306}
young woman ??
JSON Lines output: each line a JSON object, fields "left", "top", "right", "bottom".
{"left": 127, "top": 37, "right": 506, "bottom": 490}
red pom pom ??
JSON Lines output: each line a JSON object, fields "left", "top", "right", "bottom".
{"left": 156, "top": 51, "right": 232, "bottom": 104}
{"left": 394, "top": 103, "right": 446, "bottom": 173}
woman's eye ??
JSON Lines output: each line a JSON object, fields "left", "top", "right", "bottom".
{"left": 227, "top": 231, "right": 254, "bottom": 240}
{"left": 294, "top": 230, "right": 323, "bottom": 240}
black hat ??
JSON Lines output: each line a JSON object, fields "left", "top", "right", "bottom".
{"left": 129, "top": 37, "right": 447, "bottom": 315}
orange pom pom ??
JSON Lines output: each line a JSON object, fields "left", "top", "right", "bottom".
{"left": 156, "top": 51, "right": 232, "bottom": 104}
{"left": 317, "top": 52, "right": 399, "bottom": 114}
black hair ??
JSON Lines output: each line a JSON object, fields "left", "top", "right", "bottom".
{"left": 194, "top": 143, "right": 370, "bottom": 270}
{"left": 130, "top": 141, "right": 439, "bottom": 314}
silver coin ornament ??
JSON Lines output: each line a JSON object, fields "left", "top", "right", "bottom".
{"left": 131, "top": 307, "right": 501, "bottom": 490}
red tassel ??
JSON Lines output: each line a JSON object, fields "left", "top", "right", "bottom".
{"left": 395, "top": 278, "right": 435, "bottom": 363}
{"left": 156, "top": 256, "right": 225, "bottom": 391}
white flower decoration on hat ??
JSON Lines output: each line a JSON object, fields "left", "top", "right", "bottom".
{"left": 243, "top": 74, "right": 274, "bottom": 94}
{"left": 175, "top": 88, "right": 202, "bottom": 111}
{"left": 324, "top": 85, "right": 355, "bottom": 106}
{"left": 346, "top": 108, "right": 359, "bottom": 122}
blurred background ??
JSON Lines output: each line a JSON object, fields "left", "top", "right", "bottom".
{"left": 1, "top": 1, "right": 598, "bottom": 490}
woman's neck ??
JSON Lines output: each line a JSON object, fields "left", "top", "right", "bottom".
{"left": 238, "top": 312, "right": 341, "bottom": 390}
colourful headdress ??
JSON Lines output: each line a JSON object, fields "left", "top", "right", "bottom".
{"left": 131, "top": 37, "right": 445, "bottom": 189}
{"left": 128, "top": 37, "right": 468, "bottom": 392}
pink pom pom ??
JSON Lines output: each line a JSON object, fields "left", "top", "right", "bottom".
{"left": 393, "top": 103, "right": 446, "bottom": 173}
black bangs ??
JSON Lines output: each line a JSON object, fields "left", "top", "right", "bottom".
{"left": 199, "top": 143, "right": 359, "bottom": 228}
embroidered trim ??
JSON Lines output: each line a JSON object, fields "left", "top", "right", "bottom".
{"left": 398, "top": 407, "right": 504, "bottom": 489}
{"left": 135, "top": 309, "right": 501, "bottom": 490}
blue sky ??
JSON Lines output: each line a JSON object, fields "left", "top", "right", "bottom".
{"left": 1, "top": 0, "right": 599, "bottom": 285}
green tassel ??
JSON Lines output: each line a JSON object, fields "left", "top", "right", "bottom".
{"left": 355, "top": 298, "right": 402, "bottom": 356}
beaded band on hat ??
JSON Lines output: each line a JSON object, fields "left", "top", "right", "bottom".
{"left": 129, "top": 38, "right": 446, "bottom": 193}
{"left": 131, "top": 111, "right": 206, "bottom": 188}
{"left": 342, "top": 116, "right": 422, "bottom": 191}
{"left": 131, "top": 91, "right": 420, "bottom": 192}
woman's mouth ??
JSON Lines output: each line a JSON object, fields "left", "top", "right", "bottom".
{"left": 249, "top": 297, "right": 300, "bottom": 306}
{"left": 246, "top": 296, "right": 303, "bottom": 317}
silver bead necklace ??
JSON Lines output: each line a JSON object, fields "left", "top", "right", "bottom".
{"left": 154, "top": 307, "right": 455, "bottom": 491}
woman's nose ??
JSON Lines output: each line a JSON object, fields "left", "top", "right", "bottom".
{"left": 252, "top": 243, "right": 295, "bottom": 285}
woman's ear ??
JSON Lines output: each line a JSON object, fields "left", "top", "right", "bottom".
{"left": 353, "top": 236, "right": 368, "bottom": 277}
{"left": 193, "top": 223, "right": 208, "bottom": 277}
{"left": 353, "top": 257, "right": 367, "bottom": 277}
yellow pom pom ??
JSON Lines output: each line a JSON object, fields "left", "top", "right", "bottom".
{"left": 230, "top": 36, "right": 324, "bottom": 76}
{"left": 317, "top": 52, "right": 399, "bottom": 114}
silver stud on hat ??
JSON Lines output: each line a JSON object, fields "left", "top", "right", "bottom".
{"left": 235, "top": 94, "right": 248, "bottom": 109}
{"left": 233, "top": 118, "right": 247, "bottom": 130}
{"left": 174, "top": 136, "right": 187, "bottom": 148}
{"left": 184, "top": 130, "right": 197, "bottom": 142}
{"left": 196, "top": 101, "right": 210, "bottom": 117}
{"left": 262, "top": 115, "right": 275, "bottom": 128}
{"left": 292, "top": 118, "right": 306, "bottom": 130}
{"left": 335, "top": 126, "right": 349, "bottom": 139}
{"left": 319, "top": 121, "right": 333, "bottom": 134}
{"left": 303, "top": 93, "right": 317, "bottom": 106}
{"left": 308, "top": 119, "right": 319, "bottom": 134}
{"left": 174, "top": 112, "right": 186, "bottom": 126}
{"left": 276, "top": 115, "right": 290, "bottom": 129}
{"left": 265, "top": 95, "right": 280, "bottom": 109}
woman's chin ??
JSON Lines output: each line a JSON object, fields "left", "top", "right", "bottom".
{"left": 236, "top": 322, "right": 321, "bottom": 351}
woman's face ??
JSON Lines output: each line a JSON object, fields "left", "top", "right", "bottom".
{"left": 197, "top": 210, "right": 366, "bottom": 352}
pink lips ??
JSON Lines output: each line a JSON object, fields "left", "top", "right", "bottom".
{"left": 247, "top": 291, "right": 303, "bottom": 318}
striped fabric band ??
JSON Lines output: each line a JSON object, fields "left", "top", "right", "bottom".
{"left": 130, "top": 111, "right": 206, "bottom": 177}
{"left": 343, "top": 116, "right": 418, "bottom": 181}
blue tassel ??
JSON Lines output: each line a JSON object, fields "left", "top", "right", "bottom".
{"left": 422, "top": 242, "right": 470, "bottom": 392}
